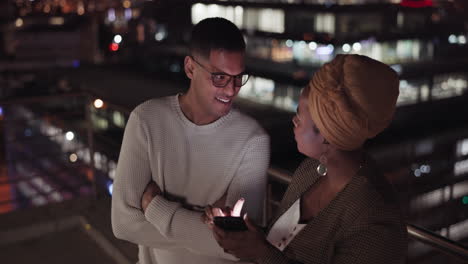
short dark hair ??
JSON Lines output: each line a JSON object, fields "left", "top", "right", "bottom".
{"left": 189, "top": 17, "right": 245, "bottom": 59}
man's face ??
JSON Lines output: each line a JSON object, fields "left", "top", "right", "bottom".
{"left": 187, "top": 49, "right": 245, "bottom": 123}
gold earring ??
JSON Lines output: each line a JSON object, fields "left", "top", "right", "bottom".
{"left": 316, "top": 154, "right": 328, "bottom": 176}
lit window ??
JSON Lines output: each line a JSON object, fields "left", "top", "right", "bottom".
{"left": 107, "top": 8, "right": 116, "bottom": 22}
{"left": 112, "top": 111, "right": 126, "bottom": 128}
{"left": 454, "top": 159, "right": 468, "bottom": 176}
{"left": 238, "top": 76, "right": 274, "bottom": 104}
{"left": 396, "top": 39, "right": 421, "bottom": 61}
{"left": 316, "top": 44, "right": 334, "bottom": 56}
{"left": 234, "top": 6, "right": 244, "bottom": 28}
{"left": 125, "top": 8, "right": 132, "bottom": 20}
{"left": 315, "top": 13, "right": 335, "bottom": 34}
{"left": 458, "top": 35, "right": 467, "bottom": 45}
{"left": 258, "top": 9, "right": 284, "bottom": 34}
{"left": 77, "top": 2, "right": 85, "bottom": 15}
{"left": 432, "top": 73, "right": 468, "bottom": 100}
{"left": 92, "top": 115, "right": 109, "bottom": 130}
{"left": 397, "top": 79, "right": 420, "bottom": 106}
{"left": 397, "top": 12, "right": 404, "bottom": 27}
{"left": 123, "top": 0, "right": 131, "bottom": 9}
{"left": 453, "top": 180, "right": 468, "bottom": 199}
{"left": 49, "top": 17, "right": 65, "bottom": 26}
{"left": 456, "top": 139, "right": 468, "bottom": 157}
{"left": 420, "top": 84, "right": 430, "bottom": 101}
{"left": 448, "top": 219, "right": 468, "bottom": 241}
{"left": 410, "top": 185, "right": 451, "bottom": 211}
{"left": 191, "top": 4, "right": 242, "bottom": 29}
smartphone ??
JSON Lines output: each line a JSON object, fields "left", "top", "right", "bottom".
{"left": 213, "top": 216, "right": 247, "bottom": 231}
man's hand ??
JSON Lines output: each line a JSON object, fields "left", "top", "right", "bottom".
{"left": 141, "top": 181, "right": 162, "bottom": 213}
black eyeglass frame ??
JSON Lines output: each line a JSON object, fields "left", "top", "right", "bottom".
{"left": 190, "top": 56, "right": 250, "bottom": 88}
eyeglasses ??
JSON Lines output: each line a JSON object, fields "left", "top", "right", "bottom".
{"left": 190, "top": 56, "right": 250, "bottom": 88}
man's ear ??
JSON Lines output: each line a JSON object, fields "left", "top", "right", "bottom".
{"left": 184, "top": 56, "right": 194, "bottom": 80}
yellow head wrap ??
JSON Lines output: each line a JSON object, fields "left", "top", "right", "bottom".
{"left": 308, "top": 54, "right": 399, "bottom": 151}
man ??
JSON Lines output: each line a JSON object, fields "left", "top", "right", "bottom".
{"left": 111, "top": 17, "right": 270, "bottom": 264}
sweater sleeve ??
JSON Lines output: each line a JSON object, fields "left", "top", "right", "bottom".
{"left": 144, "top": 197, "right": 239, "bottom": 260}
{"left": 143, "top": 134, "right": 270, "bottom": 259}
{"left": 111, "top": 111, "right": 177, "bottom": 249}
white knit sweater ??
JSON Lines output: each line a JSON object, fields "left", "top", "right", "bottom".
{"left": 111, "top": 95, "right": 270, "bottom": 264}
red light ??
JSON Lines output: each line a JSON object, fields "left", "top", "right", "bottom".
{"left": 400, "top": 0, "right": 433, "bottom": 8}
{"left": 109, "top": 43, "right": 119, "bottom": 52}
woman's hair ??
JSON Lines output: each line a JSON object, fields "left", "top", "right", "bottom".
{"left": 302, "top": 86, "right": 321, "bottom": 135}
{"left": 307, "top": 54, "right": 399, "bottom": 151}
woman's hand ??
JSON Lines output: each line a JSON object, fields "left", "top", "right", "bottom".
{"left": 202, "top": 193, "right": 227, "bottom": 226}
{"left": 202, "top": 198, "right": 244, "bottom": 228}
{"left": 212, "top": 214, "right": 270, "bottom": 261}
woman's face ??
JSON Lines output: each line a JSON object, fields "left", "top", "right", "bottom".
{"left": 292, "top": 87, "right": 324, "bottom": 159}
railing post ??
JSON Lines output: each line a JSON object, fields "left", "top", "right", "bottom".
{"left": 85, "top": 94, "right": 97, "bottom": 199}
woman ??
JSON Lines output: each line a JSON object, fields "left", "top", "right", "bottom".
{"left": 205, "top": 54, "right": 407, "bottom": 264}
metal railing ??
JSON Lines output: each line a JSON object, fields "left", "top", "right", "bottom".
{"left": 407, "top": 224, "right": 468, "bottom": 261}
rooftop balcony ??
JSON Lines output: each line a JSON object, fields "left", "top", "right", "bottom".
{"left": 0, "top": 65, "right": 467, "bottom": 263}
